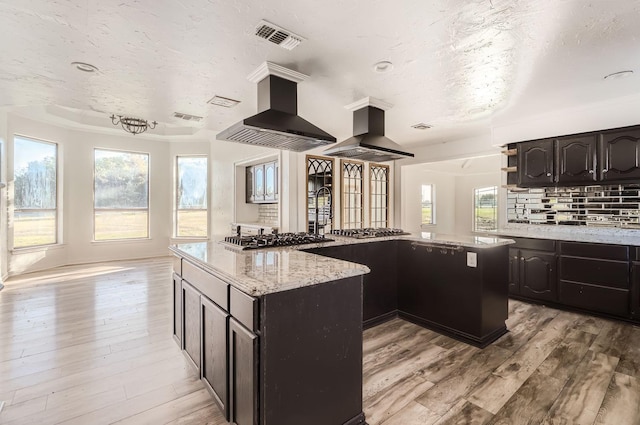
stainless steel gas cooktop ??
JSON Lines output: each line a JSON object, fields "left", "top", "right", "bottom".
{"left": 223, "top": 232, "right": 333, "bottom": 250}
{"left": 330, "top": 228, "right": 410, "bottom": 239}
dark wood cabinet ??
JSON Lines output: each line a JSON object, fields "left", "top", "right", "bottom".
{"left": 632, "top": 261, "right": 640, "bottom": 321}
{"left": 519, "top": 249, "right": 557, "bottom": 302}
{"left": 172, "top": 273, "right": 182, "bottom": 345}
{"left": 245, "top": 167, "right": 254, "bottom": 203}
{"left": 201, "top": 296, "right": 229, "bottom": 418}
{"left": 182, "top": 280, "right": 201, "bottom": 372}
{"left": 517, "top": 139, "right": 554, "bottom": 186}
{"left": 555, "top": 135, "right": 597, "bottom": 184}
{"left": 599, "top": 127, "right": 640, "bottom": 182}
{"left": 229, "top": 317, "right": 258, "bottom": 425}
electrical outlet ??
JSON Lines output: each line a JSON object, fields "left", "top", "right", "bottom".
{"left": 467, "top": 252, "right": 477, "bottom": 268}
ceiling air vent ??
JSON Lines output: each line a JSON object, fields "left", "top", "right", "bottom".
{"left": 173, "top": 112, "right": 203, "bottom": 122}
{"left": 255, "top": 20, "right": 305, "bottom": 50}
{"left": 412, "top": 123, "right": 432, "bottom": 130}
{"left": 208, "top": 95, "right": 241, "bottom": 108}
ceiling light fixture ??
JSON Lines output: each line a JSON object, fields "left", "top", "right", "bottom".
{"left": 110, "top": 114, "right": 157, "bottom": 135}
{"left": 208, "top": 95, "right": 241, "bottom": 108}
{"left": 373, "top": 61, "right": 394, "bottom": 73}
{"left": 412, "top": 123, "right": 432, "bottom": 130}
{"left": 604, "top": 70, "right": 634, "bottom": 80}
{"left": 71, "top": 61, "right": 98, "bottom": 73}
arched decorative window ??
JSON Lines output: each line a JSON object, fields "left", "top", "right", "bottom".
{"left": 370, "top": 164, "right": 389, "bottom": 228}
{"left": 306, "top": 156, "right": 334, "bottom": 234}
{"left": 342, "top": 160, "right": 364, "bottom": 229}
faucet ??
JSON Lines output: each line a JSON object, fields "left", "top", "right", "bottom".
{"left": 314, "top": 186, "right": 332, "bottom": 235}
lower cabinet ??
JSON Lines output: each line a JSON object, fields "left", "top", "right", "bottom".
{"left": 201, "top": 296, "right": 229, "bottom": 417}
{"left": 508, "top": 238, "right": 557, "bottom": 302}
{"left": 182, "top": 281, "right": 201, "bottom": 372}
{"left": 229, "top": 318, "right": 258, "bottom": 425}
{"left": 632, "top": 261, "right": 640, "bottom": 320}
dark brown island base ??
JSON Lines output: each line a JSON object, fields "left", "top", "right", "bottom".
{"left": 170, "top": 233, "right": 513, "bottom": 425}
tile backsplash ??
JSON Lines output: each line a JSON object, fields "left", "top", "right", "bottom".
{"left": 507, "top": 184, "right": 640, "bottom": 228}
{"left": 258, "top": 203, "right": 279, "bottom": 225}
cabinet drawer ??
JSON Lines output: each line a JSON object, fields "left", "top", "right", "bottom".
{"left": 559, "top": 280, "right": 629, "bottom": 317}
{"left": 510, "top": 237, "right": 556, "bottom": 252}
{"left": 230, "top": 287, "right": 259, "bottom": 332}
{"left": 559, "top": 257, "right": 629, "bottom": 289}
{"left": 559, "top": 241, "right": 628, "bottom": 260}
{"left": 173, "top": 255, "right": 182, "bottom": 275}
{"left": 182, "top": 261, "right": 229, "bottom": 310}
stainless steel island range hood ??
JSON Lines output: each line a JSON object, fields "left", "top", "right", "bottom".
{"left": 323, "top": 97, "right": 414, "bottom": 162}
{"left": 217, "top": 62, "right": 336, "bottom": 151}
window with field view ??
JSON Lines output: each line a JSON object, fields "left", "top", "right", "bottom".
{"left": 474, "top": 186, "right": 498, "bottom": 231}
{"left": 13, "top": 136, "right": 58, "bottom": 248}
{"left": 421, "top": 184, "right": 434, "bottom": 225}
{"left": 176, "top": 156, "right": 208, "bottom": 238}
{"left": 94, "top": 149, "right": 149, "bottom": 241}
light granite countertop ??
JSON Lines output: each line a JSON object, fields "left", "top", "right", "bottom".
{"left": 483, "top": 225, "right": 640, "bottom": 246}
{"left": 170, "top": 232, "right": 513, "bottom": 296}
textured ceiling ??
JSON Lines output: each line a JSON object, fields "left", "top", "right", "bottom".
{"left": 1, "top": 0, "right": 639, "bottom": 146}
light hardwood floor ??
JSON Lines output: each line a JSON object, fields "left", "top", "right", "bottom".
{"left": 1, "top": 258, "right": 639, "bottom": 424}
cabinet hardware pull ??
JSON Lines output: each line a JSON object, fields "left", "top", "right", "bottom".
{"left": 546, "top": 173, "right": 552, "bottom": 177}
{"left": 588, "top": 170, "right": 594, "bottom": 174}
{"left": 602, "top": 169, "right": 608, "bottom": 173}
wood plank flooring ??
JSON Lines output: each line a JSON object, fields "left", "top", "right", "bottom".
{"left": 1, "top": 258, "right": 639, "bottom": 424}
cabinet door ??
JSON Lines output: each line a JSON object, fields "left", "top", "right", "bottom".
{"left": 264, "top": 162, "right": 275, "bottom": 202}
{"left": 517, "top": 139, "right": 554, "bottom": 187}
{"left": 182, "top": 281, "right": 201, "bottom": 372}
{"left": 245, "top": 166, "right": 254, "bottom": 203}
{"left": 254, "top": 165, "right": 265, "bottom": 202}
{"left": 172, "top": 273, "right": 182, "bottom": 346}
{"left": 519, "top": 249, "right": 557, "bottom": 302}
{"left": 229, "top": 318, "right": 258, "bottom": 425}
{"left": 201, "top": 297, "right": 229, "bottom": 418}
{"left": 555, "top": 135, "right": 597, "bottom": 185}
{"left": 508, "top": 248, "right": 520, "bottom": 295}
{"left": 599, "top": 127, "right": 640, "bottom": 182}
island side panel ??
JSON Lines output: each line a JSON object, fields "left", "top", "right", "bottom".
{"left": 479, "top": 245, "right": 509, "bottom": 339}
{"left": 260, "top": 276, "right": 365, "bottom": 425}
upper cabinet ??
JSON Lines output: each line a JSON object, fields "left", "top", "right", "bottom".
{"left": 599, "top": 127, "right": 640, "bottom": 182}
{"left": 517, "top": 139, "right": 554, "bottom": 186}
{"left": 555, "top": 135, "right": 597, "bottom": 185}
{"left": 516, "top": 125, "right": 640, "bottom": 187}
{"left": 246, "top": 161, "right": 278, "bottom": 204}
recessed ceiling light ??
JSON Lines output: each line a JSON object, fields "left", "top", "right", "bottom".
{"left": 373, "top": 61, "right": 394, "bottom": 73}
{"left": 411, "top": 123, "right": 432, "bottom": 130}
{"left": 71, "top": 61, "right": 98, "bottom": 73}
{"left": 604, "top": 70, "right": 634, "bottom": 80}
{"left": 208, "top": 95, "right": 241, "bottom": 108}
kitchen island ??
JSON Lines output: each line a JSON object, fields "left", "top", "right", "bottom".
{"left": 170, "top": 233, "right": 513, "bottom": 425}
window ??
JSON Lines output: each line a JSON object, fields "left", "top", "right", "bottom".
{"left": 342, "top": 160, "right": 364, "bottom": 229}
{"left": 306, "top": 156, "right": 334, "bottom": 234}
{"left": 13, "top": 136, "right": 58, "bottom": 248}
{"left": 370, "top": 164, "right": 389, "bottom": 228}
{"left": 176, "top": 156, "right": 208, "bottom": 237}
{"left": 421, "top": 184, "right": 434, "bottom": 225}
{"left": 94, "top": 149, "right": 149, "bottom": 241}
{"left": 474, "top": 186, "right": 498, "bottom": 231}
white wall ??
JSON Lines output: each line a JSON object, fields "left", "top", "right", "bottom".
{"left": 400, "top": 165, "right": 456, "bottom": 234}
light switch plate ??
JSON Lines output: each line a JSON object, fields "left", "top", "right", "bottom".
{"left": 467, "top": 252, "right": 477, "bottom": 268}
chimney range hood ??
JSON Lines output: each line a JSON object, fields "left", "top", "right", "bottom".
{"left": 217, "top": 62, "right": 336, "bottom": 152}
{"left": 323, "top": 97, "right": 414, "bottom": 162}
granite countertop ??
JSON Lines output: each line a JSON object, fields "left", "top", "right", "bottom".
{"left": 484, "top": 225, "right": 640, "bottom": 246}
{"left": 170, "top": 241, "right": 370, "bottom": 297}
{"left": 170, "top": 232, "right": 514, "bottom": 297}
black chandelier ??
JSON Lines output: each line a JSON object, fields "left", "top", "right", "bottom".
{"left": 110, "top": 114, "right": 157, "bottom": 135}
